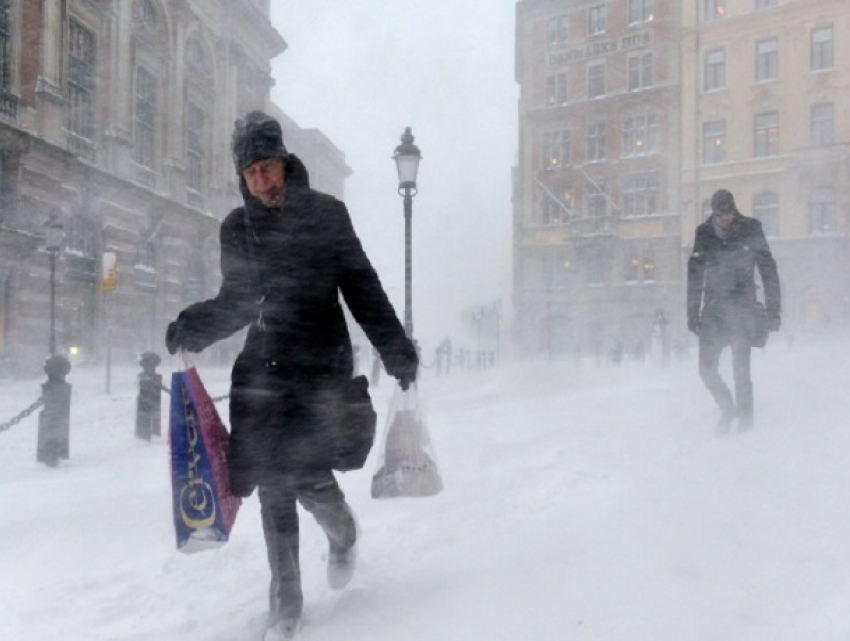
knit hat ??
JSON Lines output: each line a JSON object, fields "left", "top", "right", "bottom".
{"left": 231, "top": 111, "right": 289, "bottom": 173}
{"left": 711, "top": 189, "right": 736, "bottom": 215}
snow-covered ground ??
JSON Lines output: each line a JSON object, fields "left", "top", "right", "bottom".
{"left": 1, "top": 336, "right": 849, "bottom": 641}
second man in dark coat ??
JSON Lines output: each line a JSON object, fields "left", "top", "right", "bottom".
{"left": 687, "top": 189, "right": 780, "bottom": 433}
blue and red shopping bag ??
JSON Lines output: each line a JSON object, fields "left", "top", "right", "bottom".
{"left": 169, "top": 366, "right": 240, "bottom": 553}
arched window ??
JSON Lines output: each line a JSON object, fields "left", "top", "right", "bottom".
{"left": 752, "top": 192, "right": 779, "bottom": 237}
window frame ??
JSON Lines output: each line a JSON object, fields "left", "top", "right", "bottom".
{"left": 752, "top": 192, "right": 780, "bottom": 237}
{"left": 704, "top": 48, "right": 726, "bottom": 92}
{"left": 811, "top": 26, "right": 833, "bottom": 72}
{"left": 67, "top": 18, "right": 97, "bottom": 141}
{"left": 810, "top": 103, "right": 834, "bottom": 147}
{"left": 702, "top": 120, "right": 727, "bottom": 165}
{"left": 753, "top": 111, "right": 779, "bottom": 158}
{"left": 588, "top": 62, "right": 606, "bottom": 99}
{"left": 755, "top": 38, "right": 778, "bottom": 83}
{"left": 588, "top": 5, "right": 607, "bottom": 36}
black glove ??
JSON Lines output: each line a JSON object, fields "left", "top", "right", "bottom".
{"left": 768, "top": 314, "right": 781, "bottom": 332}
{"left": 385, "top": 343, "right": 419, "bottom": 391}
{"left": 687, "top": 316, "right": 700, "bottom": 336}
{"left": 165, "top": 317, "right": 204, "bottom": 355}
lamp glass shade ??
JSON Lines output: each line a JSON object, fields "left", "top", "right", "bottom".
{"left": 394, "top": 154, "right": 420, "bottom": 187}
{"left": 45, "top": 214, "right": 65, "bottom": 252}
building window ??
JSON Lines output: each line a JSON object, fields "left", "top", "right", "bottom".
{"left": 811, "top": 27, "right": 833, "bottom": 71}
{"left": 628, "top": 53, "right": 653, "bottom": 91}
{"left": 588, "top": 62, "right": 605, "bottom": 98}
{"left": 643, "top": 251, "right": 656, "bottom": 282}
{"left": 753, "top": 192, "right": 779, "bottom": 237}
{"left": 704, "top": 0, "right": 726, "bottom": 21}
{"left": 586, "top": 178, "right": 607, "bottom": 217}
{"left": 547, "top": 15, "right": 569, "bottom": 46}
{"left": 754, "top": 112, "right": 778, "bottom": 157}
{"left": 134, "top": 66, "right": 156, "bottom": 169}
{"left": 0, "top": 0, "right": 9, "bottom": 92}
{"left": 67, "top": 19, "right": 97, "bottom": 140}
{"left": 621, "top": 172, "right": 659, "bottom": 217}
{"left": 755, "top": 38, "right": 778, "bottom": 82}
{"left": 756, "top": 0, "right": 778, "bottom": 9}
{"left": 186, "top": 103, "right": 204, "bottom": 192}
{"left": 541, "top": 129, "right": 571, "bottom": 169}
{"left": 811, "top": 103, "right": 834, "bottom": 147}
{"left": 628, "top": 0, "right": 654, "bottom": 25}
{"left": 702, "top": 120, "right": 726, "bottom": 164}
{"left": 537, "top": 182, "right": 574, "bottom": 225}
{"left": 588, "top": 5, "right": 607, "bottom": 35}
{"left": 586, "top": 120, "right": 607, "bottom": 162}
{"left": 808, "top": 187, "right": 836, "bottom": 234}
{"left": 622, "top": 109, "right": 658, "bottom": 157}
{"left": 704, "top": 48, "right": 725, "bottom": 91}
{"left": 141, "top": 0, "right": 158, "bottom": 29}
{"left": 546, "top": 71, "right": 568, "bottom": 106}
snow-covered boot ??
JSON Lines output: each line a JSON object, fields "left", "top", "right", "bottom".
{"left": 263, "top": 617, "right": 300, "bottom": 641}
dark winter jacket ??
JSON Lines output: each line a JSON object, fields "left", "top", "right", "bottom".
{"left": 173, "top": 154, "right": 416, "bottom": 486}
{"left": 687, "top": 212, "right": 780, "bottom": 339}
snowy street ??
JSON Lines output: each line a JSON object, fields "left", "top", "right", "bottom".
{"left": 1, "top": 337, "right": 849, "bottom": 640}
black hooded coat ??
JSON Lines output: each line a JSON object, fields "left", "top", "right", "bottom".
{"left": 173, "top": 154, "right": 416, "bottom": 488}
{"left": 687, "top": 212, "right": 780, "bottom": 340}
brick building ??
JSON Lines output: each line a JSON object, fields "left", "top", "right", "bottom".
{"left": 513, "top": 0, "right": 850, "bottom": 359}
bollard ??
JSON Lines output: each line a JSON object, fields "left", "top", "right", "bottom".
{"left": 37, "top": 355, "right": 72, "bottom": 468}
{"left": 135, "top": 351, "right": 162, "bottom": 441}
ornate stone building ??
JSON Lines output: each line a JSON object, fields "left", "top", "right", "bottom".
{"left": 0, "top": 0, "right": 350, "bottom": 376}
{"left": 514, "top": 0, "right": 850, "bottom": 359}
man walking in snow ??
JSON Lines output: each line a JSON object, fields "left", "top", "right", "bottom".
{"left": 165, "top": 111, "right": 418, "bottom": 639}
{"left": 687, "top": 189, "right": 781, "bottom": 433}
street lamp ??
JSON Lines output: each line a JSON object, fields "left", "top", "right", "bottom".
{"left": 393, "top": 126, "right": 421, "bottom": 337}
{"left": 44, "top": 209, "right": 65, "bottom": 357}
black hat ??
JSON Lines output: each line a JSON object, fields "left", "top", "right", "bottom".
{"left": 231, "top": 111, "right": 289, "bottom": 173}
{"left": 711, "top": 189, "right": 736, "bottom": 215}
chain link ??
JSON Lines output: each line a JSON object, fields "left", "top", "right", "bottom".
{"left": 0, "top": 397, "right": 45, "bottom": 433}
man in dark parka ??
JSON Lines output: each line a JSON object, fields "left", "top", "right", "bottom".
{"left": 165, "top": 111, "right": 418, "bottom": 639}
{"left": 687, "top": 189, "right": 780, "bottom": 433}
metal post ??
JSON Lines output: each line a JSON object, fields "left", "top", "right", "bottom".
{"left": 403, "top": 188, "right": 413, "bottom": 337}
{"left": 37, "top": 355, "right": 72, "bottom": 467}
{"left": 105, "top": 292, "right": 112, "bottom": 395}
{"left": 49, "top": 250, "right": 56, "bottom": 357}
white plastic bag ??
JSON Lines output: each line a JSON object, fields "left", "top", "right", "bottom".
{"left": 371, "top": 383, "right": 443, "bottom": 498}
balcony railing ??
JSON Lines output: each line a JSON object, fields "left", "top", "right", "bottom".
{"left": 65, "top": 130, "right": 97, "bottom": 163}
{"left": 570, "top": 215, "right": 614, "bottom": 237}
{"left": 0, "top": 92, "right": 19, "bottom": 123}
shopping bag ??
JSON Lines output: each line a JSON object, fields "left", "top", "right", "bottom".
{"left": 169, "top": 366, "right": 240, "bottom": 553}
{"left": 371, "top": 383, "right": 443, "bottom": 498}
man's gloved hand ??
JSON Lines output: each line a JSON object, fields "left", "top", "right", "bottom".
{"left": 687, "top": 315, "right": 701, "bottom": 336}
{"left": 165, "top": 317, "right": 204, "bottom": 355}
{"left": 768, "top": 314, "right": 781, "bottom": 332}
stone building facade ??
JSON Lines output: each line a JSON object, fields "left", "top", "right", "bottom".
{"left": 0, "top": 0, "right": 350, "bottom": 376}
{"left": 514, "top": 0, "right": 850, "bottom": 359}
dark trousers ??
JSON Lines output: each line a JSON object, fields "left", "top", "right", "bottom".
{"left": 698, "top": 333, "right": 753, "bottom": 426}
{"left": 258, "top": 471, "right": 356, "bottom": 623}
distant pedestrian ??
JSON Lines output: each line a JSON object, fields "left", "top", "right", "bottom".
{"left": 687, "top": 189, "right": 780, "bottom": 433}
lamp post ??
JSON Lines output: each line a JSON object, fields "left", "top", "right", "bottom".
{"left": 393, "top": 127, "right": 421, "bottom": 338}
{"left": 44, "top": 210, "right": 65, "bottom": 357}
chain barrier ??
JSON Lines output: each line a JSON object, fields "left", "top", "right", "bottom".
{"left": 0, "top": 397, "right": 45, "bottom": 434}
{"left": 159, "top": 383, "right": 228, "bottom": 404}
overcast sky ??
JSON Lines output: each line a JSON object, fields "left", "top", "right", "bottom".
{"left": 269, "top": 2, "right": 518, "bottom": 350}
